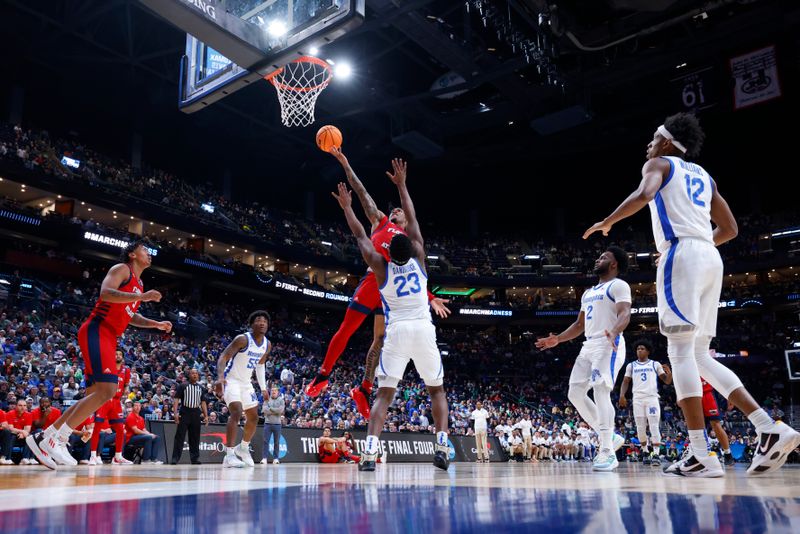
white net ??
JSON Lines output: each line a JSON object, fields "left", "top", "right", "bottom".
{"left": 267, "top": 57, "right": 333, "bottom": 128}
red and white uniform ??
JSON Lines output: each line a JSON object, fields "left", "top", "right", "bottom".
{"left": 31, "top": 407, "right": 62, "bottom": 430}
{"left": 96, "top": 366, "right": 130, "bottom": 424}
{"left": 77, "top": 265, "right": 142, "bottom": 385}
{"left": 701, "top": 379, "right": 721, "bottom": 420}
{"left": 348, "top": 216, "right": 407, "bottom": 315}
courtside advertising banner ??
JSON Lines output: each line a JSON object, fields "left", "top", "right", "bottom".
{"left": 149, "top": 422, "right": 505, "bottom": 463}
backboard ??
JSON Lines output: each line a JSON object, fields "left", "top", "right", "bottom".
{"left": 138, "top": 0, "right": 364, "bottom": 112}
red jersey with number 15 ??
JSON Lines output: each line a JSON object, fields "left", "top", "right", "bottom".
{"left": 87, "top": 265, "right": 144, "bottom": 336}
{"left": 371, "top": 215, "right": 406, "bottom": 262}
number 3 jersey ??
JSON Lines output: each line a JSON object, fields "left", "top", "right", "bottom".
{"left": 648, "top": 156, "right": 714, "bottom": 253}
{"left": 224, "top": 332, "right": 269, "bottom": 384}
{"left": 580, "top": 279, "right": 632, "bottom": 341}
{"left": 379, "top": 258, "right": 431, "bottom": 325}
{"left": 624, "top": 359, "right": 665, "bottom": 399}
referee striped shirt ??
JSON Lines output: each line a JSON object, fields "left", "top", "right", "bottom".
{"left": 177, "top": 382, "right": 203, "bottom": 409}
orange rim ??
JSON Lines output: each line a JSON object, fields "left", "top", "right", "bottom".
{"left": 264, "top": 56, "right": 333, "bottom": 93}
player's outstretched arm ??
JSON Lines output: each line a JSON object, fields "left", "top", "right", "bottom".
{"left": 386, "top": 158, "right": 422, "bottom": 245}
{"left": 709, "top": 179, "right": 739, "bottom": 246}
{"left": 329, "top": 147, "right": 385, "bottom": 226}
{"left": 332, "top": 182, "right": 385, "bottom": 274}
{"left": 583, "top": 158, "right": 667, "bottom": 239}
{"left": 215, "top": 334, "right": 248, "bottom": 397}
{"left": 534, "top": 312, "right": 586, "bottom": 350}
{"left": 129, "top": 313, "right": 172, "bottom": 333}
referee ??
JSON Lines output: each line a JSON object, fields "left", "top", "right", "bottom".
{"left": 171, "top": 369, "right": 207, "bottom": 465}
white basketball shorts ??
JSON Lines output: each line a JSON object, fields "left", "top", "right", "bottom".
{"left": 633, "top": 397, "right": 661, "bottom": 420}
{"left": 569, "top": 336, "right": 626, "bottom": 390}
{"left": 656, "top": 238, "right": 723, "bottom": 338}
{"left": 224, "top": 379, "right": 258, "bottom": 410}
{"left": 378, "top": 319, "right": 443, "bottom": 388}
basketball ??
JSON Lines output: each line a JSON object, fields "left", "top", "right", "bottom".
{"left": 316, "top": 125, "right": 343, "bottom": 152}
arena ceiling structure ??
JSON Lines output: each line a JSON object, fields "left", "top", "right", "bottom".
{"left": 2, "top": 0, "right": 799, "bottom": 232}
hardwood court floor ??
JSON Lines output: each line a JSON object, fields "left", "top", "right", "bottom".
{"left": 0, "top": 462, "right": 797, "bottom": 533}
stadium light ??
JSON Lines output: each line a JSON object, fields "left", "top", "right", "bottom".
{"left": 267, "top": 20, "right": 288, "bottom": 37}
{"left": 334, "top": 62, "right": 352, "bottom": 79}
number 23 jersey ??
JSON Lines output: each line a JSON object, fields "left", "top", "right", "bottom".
{"left": 379, "top": 258, "right": 431, "bottom": 325}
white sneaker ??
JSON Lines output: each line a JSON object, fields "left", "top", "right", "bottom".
{"left": 1, "top": 458, "right": 13, "bottom": 465}
{"left": 663, "top": 450, "right": 724, "bottom": 478}
{"left": 151, "top": 460, "right": 164, "bottom": 465}
{"left": 273, "top": 459, "right": 280, "bottom": 465}
{"left": 112, "top": 456, "right": 134, "bottom": 465}
{"left": 748, "top": 421, "right": 800, "bottom": 476}
{"left": 612, "top": 434, "right": 625, "bottom": 452}
{"left": 235, "top": 444, "right": 255, "bottom": 467}
{"left": 88, "top": 456, "right": 102, "bottom": 466}
{"left": 25, "top": 432, "right": 57, "bottom": 470}
{"left": 53, "top": 438, "right": 78, "bottom": 466}
{"left": 260, "top": 458, "right": 268, "bottom": 465}
{"left": 592, "top": 449, "right": 619, "bottom": 472}
{"left": 223, "top": 454, "right": 245, "bottom": 468}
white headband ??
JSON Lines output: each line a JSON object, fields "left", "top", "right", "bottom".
{"left": 657, "top": 125, "right": 687, "bottom": 154}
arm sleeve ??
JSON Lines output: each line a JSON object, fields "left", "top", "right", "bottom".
{"left": 611, "top": 281, "right": 632, "bottom": 304}
{"left": 256, "top": 364, "right": 267, "bottom": 392}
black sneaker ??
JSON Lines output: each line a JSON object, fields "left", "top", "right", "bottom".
{"left": 722, "top": 452, "right": 735, "bottom": 466}
{"left": 359, "top": 453, "right": 377, "bottom": 472}
{"left": 642, "top": 456, "right": 651, "bottom": 465}
{"left": 433, "top": 445, "right": 450, "bottom": 471}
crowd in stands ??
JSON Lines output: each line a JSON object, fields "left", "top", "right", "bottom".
{"left": 0, "top": 258, "right": 795, "bottom": 465}
{"left": 3, "top": 121, "right": 798, "bottom": 283}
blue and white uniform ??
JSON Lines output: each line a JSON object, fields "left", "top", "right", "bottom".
{"left": 649, "top": 156, "right": 721, "bottom": 337}
{"left": 223, "top": 332, "right": 269, "bottom": 410}
{"left": 377, "top": 257, "right": 442, "bottom": 388}
{"left": 625, "top": 359, "right": 665, "bottom": 420}
{"left": 569, "top": 278, "right": 631, "bottom": 389}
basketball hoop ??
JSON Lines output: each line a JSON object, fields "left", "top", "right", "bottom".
{"left": 265, "top": 56, "right": 333, "bottom": 128}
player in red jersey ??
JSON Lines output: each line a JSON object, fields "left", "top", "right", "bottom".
{"left": 305, "top": 150, "right": 450, "bottom": 418}
{"left": 27, "top": 240, "right": 171, "bottom": 469}
{"left": 88, "top": 350, "right": 132, "bottom": 465}
{"left": 701, "top": 378, "right": 734, "bottom": 466}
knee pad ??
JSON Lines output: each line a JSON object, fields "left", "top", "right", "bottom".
{"left": 667, "top": 336, "right": 702, "bottom": 401}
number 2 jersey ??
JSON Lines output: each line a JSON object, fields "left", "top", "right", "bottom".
{"left": 648, "top": 156, "right": 714, "bottom": 253}
{"left": 224, "top": 332, "right": 269, "bottom": 384}
{"left": 580, "top": 278, "right": 632, "bottom": 340}
{"left": 378, "top": 258, "right": 431, "bottom": 325}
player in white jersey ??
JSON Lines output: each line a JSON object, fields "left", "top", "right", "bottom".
{"left": 215, "top": 311, "right": 271, "bottom": 468}
{"left": 332, "top": 172, "right": 450, "bottom": 472}
{"left": 536, "top": 248, "right": 632, "bottom": 471}
{"left": 584, "top": 112, "right": 800, "bottom": 476}
{"left": 619, "top": 338, "right": 672, "bottom": 466}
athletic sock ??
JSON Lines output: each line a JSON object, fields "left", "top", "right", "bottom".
{"left": 689, "top": 430, "right": 709, "bottom": 458}
{"left": 436, "top": 432, "right": 448, "bottom": 447}
{"left": 365, "top": 435, "right": 380, "bottom": 455}
{"left": 747, "top": 408, "right": 774, "bottom": 433}
{"left": 56, "top": 424, "right": 73, "bottom": 442}
{"left": 241, "top": 441, "right": 250, "bottom": 450}
{"left": 226, "top": 447, "right": 237, "bottom": 457}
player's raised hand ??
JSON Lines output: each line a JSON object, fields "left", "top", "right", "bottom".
{"left": 141, "top": 289, "right": 162, "bottom": 302}
{"left": 385, "top": 158, "right": 407, "bottom": 185}
{"left": 331, "top": 182, "right": 352, "bottom": 209}
{"left": 535, "top": 333, "right": 559, "bottom": 350}
{"left": 329, "top": 146, "right": 348, "bottom": 165}
{"left": 430, "top": 297, "right": 451, "bottom": 319}
{"left": 583, "top": 220, "right": 613, "bottom": 240}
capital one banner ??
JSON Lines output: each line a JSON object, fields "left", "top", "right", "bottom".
{"left": 149, "top": 422, "right": 505, "bottom": 464}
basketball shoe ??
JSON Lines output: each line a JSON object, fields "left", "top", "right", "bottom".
{"left": 747, "top": 421, "right": 800, "bottom": 476}
{"left": 592, "top": 449, "right": 619, "bottom": 471}
{"left": 349, "top": 385, "right": 371, "bottom": 419}
{"left": 235, "top": 443, "right": 255, "bottom": 467}
{"left": 663, "top": 449, "right": 724, "bottom": 477}
{"left": 25, "top": 433, "right": 57, "bottom": 470}
{"left": 433, "top": 444, "right": 450, "bottom": 471}
{"left": 305, "top": 373, "right": 330, "bottom": 397}
{"left": 358, "top": 452, "right": 377, "bottom": 472}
